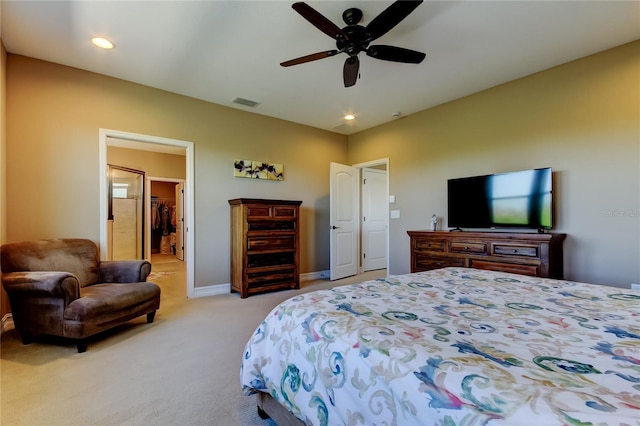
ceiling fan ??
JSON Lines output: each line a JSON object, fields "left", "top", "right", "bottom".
{"left": 280, "top": 1, "right": 426, "bottom": 87}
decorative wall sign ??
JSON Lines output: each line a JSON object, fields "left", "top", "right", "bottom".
{"left": 234, "top": 160, "right": 284, "bottom": 181}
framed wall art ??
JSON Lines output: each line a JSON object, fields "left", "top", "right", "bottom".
{"left": 234, "top": 159, "right": 283, "bottom": 181}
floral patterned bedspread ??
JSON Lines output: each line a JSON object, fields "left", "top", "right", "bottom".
{"left": 241, "top": 267, "right": 640, "bottom": 425}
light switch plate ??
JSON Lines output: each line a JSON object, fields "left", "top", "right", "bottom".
{"left": 389, "top": 195, "right": 396, "bottom": 203}
{"left": 390, "top": 210, "right": 400, "bottom": 219}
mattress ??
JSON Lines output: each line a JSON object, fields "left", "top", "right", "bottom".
{"left": 241, "top": 267, "right": 640, "bottom": 425}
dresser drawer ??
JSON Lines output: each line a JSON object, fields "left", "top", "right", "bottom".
{"left": 414, "top": 239, "right": 446, "bottom": 252}
{"left": 247, "top": 252, "right": 295, "bottom": 268}
{"left": 247, "top": 236, "right": 295, "bottom": 250}
{"left": 414, "top": 254, "right": 465, "bottom": 271}
{"left": 470, "top": 259, "right": 539, "bottom": 277}
{"left": 248, "top": 269, "right": 296, "bottom": 285}
{"left": 493, "top": 244, "right": 538, "bottom": 258}
{"left": 248, "top": 221, "right": 295, "bottom": 231}
{"left": 273, "top": 206, "right": 297, "bottom": 218}
{"left": 246, "top": 205, "right": 298, "bottom": 219}
{"left": 450, "top": 241, "right": 487, "bottom": 254}
{"left": 246, "top": 206, "right": 272, "bottom": 218}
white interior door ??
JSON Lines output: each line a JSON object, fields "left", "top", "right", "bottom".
{"left": 330, "top": 162, "right": 358, "bottom": 280}
{"left": 175, "top": 182, "right": 184, "bottom": 261}
{"left": 362, "top": 168, "right": 388, "bottom": 271}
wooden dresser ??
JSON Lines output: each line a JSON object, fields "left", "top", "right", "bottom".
{"left": 407, "top": 231, "right": 566, "bottom": 279}
{"left": 229, "top": 198, "right": 302, "bottom": 298}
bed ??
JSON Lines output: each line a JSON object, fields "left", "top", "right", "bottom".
{"left": 240, "top": 267, "right": 640, "bottom": 425}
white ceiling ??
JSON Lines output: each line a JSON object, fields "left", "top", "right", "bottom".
{"left": 2, "top": 1, "right": 639, "bottom": 135}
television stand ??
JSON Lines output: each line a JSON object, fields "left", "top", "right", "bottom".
{"left": 407, "top": 230, "right": 566, "bottom": 278}
{"left": 449, "top": 227, "right": 463, "bottom": 232}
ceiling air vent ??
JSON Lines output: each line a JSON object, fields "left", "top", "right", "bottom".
{"left": 332, "top": 123, "right": 358, "bottom": 133}
{"left": 232, "top": 97, "right": 260, "bottom": 108}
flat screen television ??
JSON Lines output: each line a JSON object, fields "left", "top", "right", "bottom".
{"left": 447, "top": 167, "right": 552, "bottom": 231}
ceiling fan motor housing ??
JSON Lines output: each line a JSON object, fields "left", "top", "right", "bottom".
{"left": 336, "top": 24, "right": 370, "bottom": 56}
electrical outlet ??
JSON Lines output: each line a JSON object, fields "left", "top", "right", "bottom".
{"left": 631, "top": 283, "right": 640, "bottom": 291}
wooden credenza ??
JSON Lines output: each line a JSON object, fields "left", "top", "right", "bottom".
{"left": 229, "top": 198, "right": 302, "bottom": 298}
{"left": 407, "top": 231, "right": 566, "bottom": 278}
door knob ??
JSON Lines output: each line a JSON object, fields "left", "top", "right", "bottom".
{"left": 331, "top": 225, "right": 340, "bottom": 229}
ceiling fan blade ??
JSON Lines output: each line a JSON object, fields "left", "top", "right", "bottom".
{"left": 366, "top": 0, "right": 423, "bottom": 42}
{"left": 366, "top": 45, "right": 425, "bottom": 63}
{"left": 343, "top": 56, "right": 359, "bottom": 87}
{"left": 292, "top": 2, "right": 349, "bottom": 41}
{"left": 281, "top": 50, "right": 339, "bottom": 67}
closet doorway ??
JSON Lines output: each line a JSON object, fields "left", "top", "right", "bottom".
{"left": 147, "top": 179, "right": 185, "bottom": 261}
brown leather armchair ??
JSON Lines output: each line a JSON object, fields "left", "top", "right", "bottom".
{"left": 1, "top": 238, "right": 161, "bottom": 352}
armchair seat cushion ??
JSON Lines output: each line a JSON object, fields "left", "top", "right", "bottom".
{"left": 65, "top": 282, "right": 161, "bottom": 321}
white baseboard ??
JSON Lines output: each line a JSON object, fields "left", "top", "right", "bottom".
{"left": 191, "top": 270, "right": 330, "bottom": 298}
{"left": 1, "top": 313, "right": 14, "bottom": 333}
{"left": 193, "top": 283, "right": 230, "bottom": 298}
{"left": 300, "top": 270, "right": 330, "bottom": 281}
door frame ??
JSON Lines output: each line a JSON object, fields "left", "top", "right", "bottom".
{"left": 145, "top": 177, "right": 185, "bottom": 260}
{"left": 98, "top": 128, "right": 196, "bottom": 298}
{"left": 361, "top": 167, "right": 388, "bottom": 272}
{"left": 329, "top": 158, "right": 390, "bottom": 279}
{"left": 353, "top": 158, "right": 389, "bottom": 274}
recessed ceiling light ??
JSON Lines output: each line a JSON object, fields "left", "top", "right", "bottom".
{"left": 91, "top": 37, "right": 115, "bottom": 49}
{"left": 344, "top": 114, "right": 355, "bottom": 120}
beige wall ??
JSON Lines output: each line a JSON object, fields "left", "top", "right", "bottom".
{"left": 107, "top": 146, "right": 186, "bottom": 180}
{"left": 6, "top": 55, "right": 347, "bottom": 288}
{"left": 151, "top": 181, "right": 180, "bottom": 201}
{"left": 349, "top": 41, "right": 640, "bottom": 288}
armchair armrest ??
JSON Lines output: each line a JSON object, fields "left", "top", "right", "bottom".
{"left": 99, "top": 260, "right": 151, "bottom": 283}
{"left": 1, "top": 271, "right": 80, "bottom": 306}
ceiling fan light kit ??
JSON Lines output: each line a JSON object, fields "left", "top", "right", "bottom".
{"left": 281, "top": 0, "right": 426, "bottom": 88}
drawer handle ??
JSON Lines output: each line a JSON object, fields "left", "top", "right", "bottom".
{"left": 464, "top": 246, "right": 469, "bottom": 250}
{"left": 427, "top": 243, "right": 431, "bottom": 247}
{"left": 512, "top": 249, "right": 518, "bottom": 253}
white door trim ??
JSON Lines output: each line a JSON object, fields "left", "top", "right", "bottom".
{"left": 99, "top": 128, "right": 196, "bottom": 298}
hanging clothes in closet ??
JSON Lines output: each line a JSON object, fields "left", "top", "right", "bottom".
{"left": 151, "top": 197, "right": 177, "bottom": 254}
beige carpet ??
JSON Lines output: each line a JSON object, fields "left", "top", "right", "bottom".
{"left": 1, "top": 263, "right": 386, "bottom": 426}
